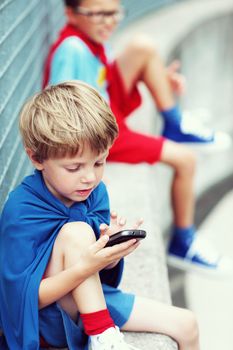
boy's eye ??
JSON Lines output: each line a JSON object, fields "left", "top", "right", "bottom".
{"left": 95, "top": 162, "right": 104, "bottom": 167}
{"left": 65, "top": 166, "right": 81, "bottom": 172}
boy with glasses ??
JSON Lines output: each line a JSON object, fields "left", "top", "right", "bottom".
{"left": 74, "top": 4, "right": 125, "bottom": 23}
{"left": 43, "top": 0, "right": 232, "bottom": 275}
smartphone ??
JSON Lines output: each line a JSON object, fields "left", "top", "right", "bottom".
{"left": 105, "top": 229, "right": 146, "bottom": 247}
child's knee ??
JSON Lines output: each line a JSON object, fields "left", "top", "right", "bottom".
{"left": 175, "top": 148, "right": 196, "bottom": 176}
{"left": 58, "top": 222, "right": 96, "bottom": 249}
{"left": 127, "top": 34, "right": 158, "bottom": 60}
{"left": 161, "top": 142, "right": 197, "bottom": 176}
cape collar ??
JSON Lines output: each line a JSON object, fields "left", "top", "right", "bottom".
{"left": 43, "top": 23, "right": 108, "bottom": 88}
{"left": 61, "top": 24, "right": 108, "bottom": 65}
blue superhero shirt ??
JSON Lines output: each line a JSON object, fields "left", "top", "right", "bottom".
{"left": 49, "top": 36, "right": 110, "bottom": 103}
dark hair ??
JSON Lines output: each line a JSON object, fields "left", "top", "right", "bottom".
{"left": 64, "top": 0, "right": 82, "bottom": 8}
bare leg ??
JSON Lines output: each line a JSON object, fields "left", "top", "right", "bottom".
{"left": 116, "top": 35, "right": 175, "bottom": 110}
{"left": 44, "top": 221, "right": 107, "bottom": 319}
{"left": 122, "top": 296, "right": 200, "bottom": 350}
{"left": 160, "top": 140, "right": 196, "bottom": 228}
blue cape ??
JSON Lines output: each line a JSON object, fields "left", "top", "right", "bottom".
{"left": 0, "top": 170, "right": 125, "bottom": 349}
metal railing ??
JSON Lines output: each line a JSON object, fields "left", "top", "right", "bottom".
{"left": 0, "top": 0, "right": 65, "bottom": 210}
{"left": 0, "top": 0, "right": 184, "bottom": 210}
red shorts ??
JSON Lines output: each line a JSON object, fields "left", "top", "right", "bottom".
{"left": 107, "top": 62, "right": 165, "bottom": 164}
{"left": 40, "top": 336, "right": 51, "bottom": 348}
{"left": 108, "top": 125, "right": 165, "bottom": 164}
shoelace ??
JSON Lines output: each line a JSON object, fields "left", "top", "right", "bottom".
{"left": 97, "top": 327, "right": 127, "bottom": 350}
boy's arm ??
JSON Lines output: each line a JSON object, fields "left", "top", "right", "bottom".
{"left": 39, "top": 263, "right": 87, "bottom": 309}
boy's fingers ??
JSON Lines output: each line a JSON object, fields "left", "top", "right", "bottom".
{"left": 92, "top": 236, "right": 139, "bottom": 259}
{"left": 112, "top": 240, "right": 140, "bottom": 259}
{"left": 106, "top": 239, "right": 138, "bottom": 256}
{"left": 173, "top": 75, "right": 186, "bottom": 95}
{"left": 110, "top": 211, "right": 117, "bottom": 218}
{"left": 110, "top": 211, "right": 118, "bottom": 225}
{"left": 99, "top": 223, "right": 108, "bottom": 231}
{"left": 168, "top": 59, "right": 181, "bottom": 72}
{"left": 119, "top": 217, "right": 126, "bottom": 226}
{"left": 132, "top": 218, "right": 144, "bottom": 229}
{"left": 92, "top": 235, "right": 109, "bottom": 252}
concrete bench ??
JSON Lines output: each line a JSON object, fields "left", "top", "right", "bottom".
{"left": 105, "top": 164, "right": 178, "bottom": 349}
{"left": 105, "top": 0, "right": 233, "bottom": 348}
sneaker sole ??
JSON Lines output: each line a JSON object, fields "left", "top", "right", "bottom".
{"left": 167, "top": 255, "right": 233, "bottom": 278}
{"left": 181, "top": 131, "right": 232, "bottom": 154}
{"left": 89, "top": 341, "right": 140, "bottom": 350}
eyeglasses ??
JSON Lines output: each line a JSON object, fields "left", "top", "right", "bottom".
{"left": 75, "top": 6, "right": 126, "bottom": 24}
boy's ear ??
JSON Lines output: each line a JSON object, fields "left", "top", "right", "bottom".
{"left": 26, "top": 148, "right": 44, "bottom": 170}
{"left": 65, "top": 7, "right": 77, "bottom": 25}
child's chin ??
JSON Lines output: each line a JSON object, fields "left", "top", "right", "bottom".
{"left": 96, "top": 33, "right": 111, "bottom": 43}
{"left": 95, "top": 37, "right": 107, "bottom": 44}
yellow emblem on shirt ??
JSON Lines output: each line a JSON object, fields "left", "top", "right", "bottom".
{"left": 97, "top": 66, "right": 107, "bottom": 87}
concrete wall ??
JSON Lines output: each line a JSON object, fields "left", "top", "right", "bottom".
{"left": 121, "top": 0, "right": 182, "bottom": 25}
{"left": 168, "top": 10, "right": 233, "bottom": 227}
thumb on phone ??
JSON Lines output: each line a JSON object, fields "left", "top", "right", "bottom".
{"left": 92, "top": 234, "right": 109, "bottom": 253}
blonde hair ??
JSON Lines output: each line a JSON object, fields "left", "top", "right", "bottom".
{"left": 19, "top": 81, "right": 118, "bottom": 161}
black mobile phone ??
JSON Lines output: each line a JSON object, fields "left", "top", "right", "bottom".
{"left": 105, "top": 229, "right": 146, "bottom": 247}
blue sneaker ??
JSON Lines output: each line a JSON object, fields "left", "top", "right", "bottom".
{"left": 167, "top": 233, "right": 233, "bottom": 277}
{"left": 162, "top": 116, "right": 232, "bottom": 152}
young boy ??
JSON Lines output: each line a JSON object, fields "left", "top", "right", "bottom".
{"left": 0, "top": 81, "right": 200, "bottom": 350}
{"left": 43, "top": 0, "right": 231, "bottom": 275}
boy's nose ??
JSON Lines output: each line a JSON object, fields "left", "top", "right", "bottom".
{"left": 82, "top": 171, "right": 96, "bottom": 183}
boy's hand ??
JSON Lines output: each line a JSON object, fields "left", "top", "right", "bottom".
{"left": 86, "top": 234, "right": 140, "bottom": 271}
{"left": 98, "top": 211, "right": 143, "bottom": 269}
{"left": 99, "top": 211, "right": 143, "bottom": 237}
{"left": 166, "top": 60, "right": 186, "bottom": 96}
